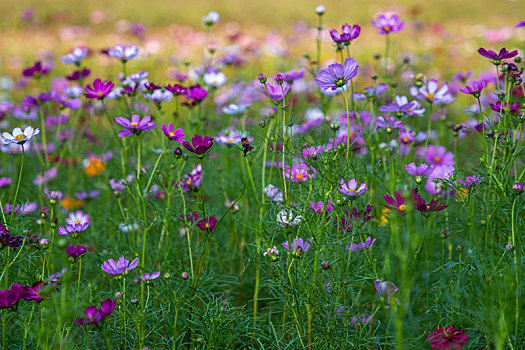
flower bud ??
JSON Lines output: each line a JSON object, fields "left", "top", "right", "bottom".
{"left": 315, "top": 5, "right": 326, "bottom": 15}
{"left": 512, "top": 182, "right": 523, "bottom": 194}
{"left": 275, "top": 74, "right": 284, "bottom": 85}
{"left": 258, "top": 73, "right": 267, "bottom": 84}
{"left": 39, "top": 238, "right": 49, "bottom": 249}
{"left": 258, "top": 120, "right": 267, "bottom": 128}
{"left": 457, "top": 245, "right": 463, "bottom": 252}
{"left": 321, "top": 261, "right": 330, "bottom": 270}
{"left": 182, "top": 272, "right": 189, "bottom": 280}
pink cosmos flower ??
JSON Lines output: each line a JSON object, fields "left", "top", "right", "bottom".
{"left": 339, "top": 178, "right": 368, "bottom": 197}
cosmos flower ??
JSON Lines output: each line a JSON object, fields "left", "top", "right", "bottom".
{"left": 182, "top": 135, "right": 214, "bottom": 155}
{"left": 107, "top": 44, "right": 139, "bottom": 62}
{"left": 424, "top": 146, "right": 455, "bottom": 167}
{"left": 61, "top": 48, "right": 89, "bottom": 65}
{"left": 0, "top": 284, "right": 25, "bottom": 309}
{"left": 315, "top": 58, "right": 359, "bottom": 91}
{"left": 284, "top": 164, "right": 316, "bottom": 183}
{"left": 281, "top": 237, "right": 311, "bottom": 256}
{"left": 383, "top": 191, "right": 408, "bottom": 213}
{"left": 371, "top": 13, "right": 405, "bottom": 35}
{"left": 1, "top": 126, "right": 40, "bottom": 145}
{"left": 202, "top": 11, "right": 220, "bottom": 25}
{"left": 339, "top": 178, "right": 368, "bottom": 197}
{"left": 66, "top": 244, "right": 88, "bottom": 259}
{"left": 330, "top": 24, "right": 361, "bottom": 45}
{"left": 58, "top": 222, "right": 90, "bottom": 238}
{"left": 101, "top": 256, "right": 139, "bottom": 276}
{"left": 74, "top": 298, "right": 116, "bottom": 325}
{"left": 44, "top": 188, "right": 63, "bottom": 201}
{"left": 478, "top": 47, "right": 518, "bottom": 64}
{"left": 161, "top": 123, "right": 185, "bottom": 142}
{"left": 374, "top": 280, "right": 400, "bottom": 307}
{"left": 459, "top": 80, "right": 486, "bottom": 97}
{"left": 22, "top": 61, "right": 52, "bottom": 78}
{"left": 203, "top": 71, "right": 227, "bottom": 88}
{"left": 410, "top": 80, "right": 454, "bottom": 105}
{"left": 84, "top": 79, "right": 114, "bottom": 100}
{"left": 66, "top": 210, "right": 90, "bottom": 225}
{"left": 197, "top": 216, "right": 217, "bottom": 231}
{"left": 263, "top": 246, "right": 279, "bottom": 260}
{"left": 114, "top": 114, "right": 156, "bottom": 137}
{"left": 0, "top": 224, "right": 23, "bottom": 250}
{"left": 222, "top": 103, "right": 247, "bottom": 115}
{"left": 262, "top": 81, "right": 290, "bottom": 102}
{"left": 348, "top": 236, "right": 376, "bottom": 251}
{"left": 139, "top": 272, "right": 161, "bottom": 283}
{"left": 405, "top": 163, "right": 433, "bottom": 183}
{"left": 264, "top": 184, "right": 283, "bottom": 202}
{"left": 427, "top": 325, "right": 468, "bottom": 349}
{"left": 276, "top": 210, "right": 302, "bottom": 228}
{"left": 0, "top": 177, "right": 11, "bottom": 188}
{"left": 309, "top": 200, "right": 334, "bottom": 213}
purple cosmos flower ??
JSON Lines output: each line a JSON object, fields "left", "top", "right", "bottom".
{"left": 185, "top": 85, "right": 208, "bottom": 104}
{"left": 0, "top": 284, "right": 25, "bottom": 309}
{"left": 302, "top": 145, "right": 324, "bottom": 159}
{"left": 60, "top": 48, "right": 89, "bottom": 65}
{"left": 67, "top": 68, "right": 91, "bottom": 81}
{"left": 282, "top": 237, "right": 311, "bottom": 256}
{"left": 114, "top": 114, "right": 156, "bottom": 137}
{"left": 262, "top": 81, "right": 290, "bottom": 102}
{"left": 182, "top": 135, "right": 214, "bottom": 155}
{"left": 161, "top": 123, "right": 185, "bottom": 142}
{"left": 513, "top": 183, "right": 524, "bottom": 194}
{"left": 410, "top": 80, "right": 453, "bottom": 105}
{"left": 309, "top": 200, "right": 335, "bottom": 213}
{"left": 459, "top": 174, "right": 484, "bottom": 187}
{"left": 424, "top": 146, "right": 455, "bottom": 167}
{"left": 399, "top": 128, "right": 415, "bottom": 144}
{"left": 197, "top": 216, "right": 217, "bottom": 231}
{"left": 74, "top": 298, "right": 116, "bottom": 325}
{"left": 66, "top": 244, "right": 88, "bottom": 259}
{"left": 330, "top": 24, "right": 361, "bottom": 45}
{"left": 101, "top": 256, "right": 139, "bottom": 276}
{"left": 282, "top": 69, "right": 305, "bottom": 83}
{"left": 348, "top": 236, "right": 376, "bottom": 251}
{"left": 339, "top": 178, "right": 368, "bottom": 197}
{"left": 285, "top": 164, "right": 316, "bottom": 183}
{"left": 517, "top": 21, "right": 525, "bottom": 28}
{"left": 44, "top": 188, "right": 63, "bottom": 201}
{"left": 425, "top": 165, "right": 455, "bottom": 196}
{"left": 58, "top": 223, "right": 89, "bottom": 238}
{"left": 0, "top": 177, "right": 11, "bottom": 188}
{"left": 376, "top": 116, "right": 403, "bottom": 131}
{"left": 66, "top": 210, "right": 90, "bottom": 225}
{"left": 84, "top": 79, "right": 114, "bottom": 100}
{"left": 315, "top": 58, "right": 359, "bottom": 91}
{"left": 139, "top": 272, "right": 161, "bottom": 283}
{"left": 427, "top": 325, "right": 468, "bottom": 349}
{"left": 405, "top": 163, "right": 433, "bottom": 181}
{"left": 2, "top": 126, "right": 40, "bottom": 145}
{"left": 412, "top": 190, "right": 448, "bottom": 212}
{"left": 107, "top": 44, "right": 139, "bottom": 62}
{"left": 176, "top": 164, "right": 202, "bottom": 192}
{"left": 478, "top": 47, "right": 518, "bottom": 64}
{"left": 264, "top": 184, "right": 283, "bottom": 202}
{"left": 489, "top": 101, "right": 521, "bottom": 115}
{"left": 459, "top": 80, "right": 486, "bottom": 98}
{"left": 374, "top": 280, "right": 400, "bottom": 307}
{"left": 3, "top": 202, "right": 37, "bottom": 216}
{"left": 371, "top": 13, "right": 405, "bottom": 35}
{"left": 363, "top": 83, "right": 388, "bottom": 98}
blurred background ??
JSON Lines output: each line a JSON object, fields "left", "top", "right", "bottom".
{"left": 0, "top": 0, "right": 523, "bottom": 82}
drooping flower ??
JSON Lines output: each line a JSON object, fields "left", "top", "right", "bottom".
{"left": 339, "top": 178, "right": 368, "bottom": 197}
{"left": 161, "top": 123, "right": 185, "bottom": 142}
{"left": 84, "top": 79, "right": 114, "bottom": 100}
{"left": 315, "top": 58, "right": 359, "bottom": 91}
{"left": 114, "top": 114, "right": 156, "bottom": 137}
{"left": 0, "top": 224, "right": 23, "bottom": 250}
{"left": 101, "top": 256, "right": 139, "bottom": 276}
{"left": 182, "top": 135, "right": 214, "bottom": 155}
{"left": 197, "top": 216, "right": 217, "bottom": 231}
{"left": 348, "top": 236, "right": 376, "bottom": 252}
{"left": 371, "top": 13, "right": 405, "bottom": 35}
{"left": 412, "top": 190, "right": 448, "bottom": 212}
{"left": 379, "top": 95, "right": 426, "bottom": 117}
{"left": 2, "top": 126, "right": 40, "bottom": 145}
{"left": 427, "top": 325, "right": 468, "bottom": 349}
{"left": 374, "top": 280, "right": 400, "bottom": 307}
{"left": 74, "top": 298, "right": 116, "bottom": 325}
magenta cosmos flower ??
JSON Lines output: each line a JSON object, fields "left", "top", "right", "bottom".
{"left": 101, "top": 256, "right": 138, "bottom": 275}
{"left": 114, "top": 114, "right": 156, "bottom": 137}
{"left": 161, "top": 123, "right": 185, "bottom": 141}
{"left": 424, "top": 146, "right": 454, "bottom": 167}
{"left": 66, "top": 244, "right": 88, "bottom": 259}
{"left": 183, "top": 135, "right": 214, "bottom": 155}
{"left": 197, "top": 216, "right": 217, "bottom": 231}
{"left": 459, "top": 80, "right": 486, "bottom": 98}
{"left": 139, "top": 272, "right": 161, "bottom": 282}
{"left": 58, "top": 222, "right": 89, "bottom": 238}
{"left": 405, "top": 162, "right": 433, "bottom": 178}
{"left": 309, "top": 200, "right": 334, "bottom": 213}
{"left": 330, "top": 24, "right": 361, "bottom": 45}
{"left": 348, "top": 236, "right": 376, "bottom": 251}
{"left": 74, "top": 298, "right": 116, "bottom": 325}
{"left": 315, "top": 58, "right": 359, "bottom": 91}
{"left": 84, "top": 79, "right": 114, "bottom": 100}
{"left": 285, "top": 164, "right": 316, "bottom": 183}
{"left": 427, "top": 325, "right": 468, "bottom": 349}
{"left": 371, "top": 13, "right": 405, "bottom": 35}
{"left": 339, "top": 178, "right": 368, "bottom": 197}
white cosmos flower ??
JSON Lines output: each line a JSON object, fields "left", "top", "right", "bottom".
{"left": 276, "top": 209, "right": 302, "bottom": 228}
{"left": 2, "top": 126, "right": 40, "bottom": 145}
{"left": 203, "top": 72, "right": 227, "bottom": 88}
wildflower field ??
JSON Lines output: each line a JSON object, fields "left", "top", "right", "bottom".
{"left": 0, "top": 1, "right": 525, "bottom": 349}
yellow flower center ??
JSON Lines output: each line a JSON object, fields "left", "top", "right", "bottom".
{"left": 295, "top": 173, "right": 305, "bottom": 180}
{"left": 168, "top": 132, "right": 175, "bottom": 137}
{"left": 97, "top": 91, "right": 104, "bottom": 97}
{"left": 130, "top": 122, "right": 138, "bottom": 127}
{"left": 427, "top": 93, "right": 435, "bottom": 100}
{"left": 433, "top": 156, "right": 441, "bottom": 163}
{"left": 205, "top": 223, "right": 210, "bottom": 228}
{"left": 398, "top": 204, "right": 407, "bottom": 212}
{"left": 402, "top": 137, "right": 408, "bottom": 143}
{"left": 384, "top": 25, "right": 391, "bottom": 32}
{"left": 14, "top": 134, "right": 26, "bottom": 141}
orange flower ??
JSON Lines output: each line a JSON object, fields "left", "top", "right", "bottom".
{"left": 61, "top": 197, "right": 84, "bottom": 210}
{"left": 83, "top": 157, "right": 106, "bottom": 177}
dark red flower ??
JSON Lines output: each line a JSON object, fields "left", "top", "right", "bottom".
{"left": 427, "top": 325, "right": 468, "bottom": 349}
{"left": 22, "top": 61, "right": 52, "bottom": 78}
{"left": 0, "top": 284, "right": 25, "bottom": 309}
